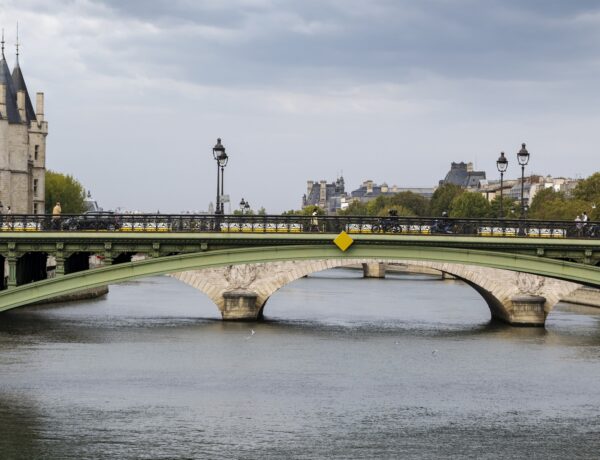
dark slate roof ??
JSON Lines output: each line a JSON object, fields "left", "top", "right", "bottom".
{"left": 11, "top": 63, "right": 36, "bottom": 122}
{"left": 0, "top": 56, "right": 21, "bottom": 123}
{"left": 441, "top": 162, "right": 486, "bottom": 187}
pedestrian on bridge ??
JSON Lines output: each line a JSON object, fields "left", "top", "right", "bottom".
{"left": 52, "top": 202, "right": 62, "bottom": 230}
{"left": 311, "top": 209, "right": 320, "bottom": 232}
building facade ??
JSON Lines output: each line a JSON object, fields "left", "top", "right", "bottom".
{"left": 350, "top": 180, "right": 434, "bottom": 201}
{"left": 0, "top": 40, "right": 47, "bottom": 214}
{"left": 302, "top": 177, "right": 346, "bottom": 213}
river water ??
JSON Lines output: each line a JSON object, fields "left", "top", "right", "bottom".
{"left": 1, "top": 269, "right": 599, "bottom": 459}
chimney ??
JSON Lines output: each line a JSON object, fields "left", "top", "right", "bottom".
{"left": 319, "top": 180, "right": 327, "bottom": 203}
{"left": 366, "top": 180, "right": 373, "bottom": 194}
{"left": 0, "top": 84, "right": 5, "bottom": 118}
{"left": 36, "top": 92, "right": 44, "bottom": 122}
{"left": 467, "top": 162, "right": 474, "bottom": 172}
{"left": 17, "top": 90, "right": 26, "bottom": 122}
{"left": 307, "top": 180, "right": 314, "bottom": 197}
{"left": 381, "top": 183, "right": 388, "bottom": 193}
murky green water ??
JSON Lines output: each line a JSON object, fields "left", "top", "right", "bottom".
{"left": 1, "top": 270, "right": 599, "bottom": 459}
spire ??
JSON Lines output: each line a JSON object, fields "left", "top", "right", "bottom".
{"left": 1, "top": 28, "right": 5, "bottom": 58}
{"left": 10, "top": 25, "right": 36, "bottom": 123}
{"left": 15, "top": 22, "right": 19, "bottom": 64}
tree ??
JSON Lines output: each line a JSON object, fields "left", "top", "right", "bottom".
{"left": 430, "top": 184, "right": 463, "bottom": 217}
{"left": 572, "top": 172, "right": 600, "bottom": 219}
{"left": 449, "top": 192, "right": 491, "bottom": 218}
{"left": 338, "top": 201, "right": 368, "bottom": 216}
{"left": 388, "top": 191, "right": 430, "bottom": 216}
{"left": 376, "top": 205, "right": 415, "bottom": 217}
{"left": 45, "top": 170, "right": 86, "bottom": 214}
{"left": 489, "top": 196, "right": 519, "bottom": 218}
{"left": 573, "top": 172, "right": 600, "bottom": 202}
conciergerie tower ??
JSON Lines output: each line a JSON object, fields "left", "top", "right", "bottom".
{"left": 0, "top": 28, "right": 48, "bottom": 214}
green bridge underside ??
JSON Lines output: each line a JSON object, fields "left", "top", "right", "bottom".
{"left": 0, "top": 232, "right": 599, "bottom": 312}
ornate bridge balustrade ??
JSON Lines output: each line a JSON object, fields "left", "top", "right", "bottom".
{"left": 0, "top": 214, "right": 598, "bottom": 327}
{"left": 0, "top": 213, "right": 599, "bottom": 238}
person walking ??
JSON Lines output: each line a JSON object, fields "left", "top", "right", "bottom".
{"left": 52, "top": 201, "right": 62, "bottom": 230}
{"left": 582, "top": 211, "right": 590, "bottom": 236}
{"left": 311, "top": 209, "right": 319, "bottom": 232}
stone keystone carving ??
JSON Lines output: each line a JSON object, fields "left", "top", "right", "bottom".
{"left": 224, "top": 264, "right": 258, "bottom": 289}
{"left": 515, "top": 272, "right": 545, "bottom": 295}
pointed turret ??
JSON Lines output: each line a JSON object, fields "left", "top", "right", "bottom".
{"left": 11, "top": 27, "right": 36, "bottom": 123}
{"left": 0, "top": 29, "right": 21, "bottom": 123}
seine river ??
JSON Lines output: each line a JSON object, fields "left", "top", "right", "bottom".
{"left": 1, "top": 269, "right": 599, "bottom": 459}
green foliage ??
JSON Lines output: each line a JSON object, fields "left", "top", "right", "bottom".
{"left": 572, "top": 172, "right": 600, "bottom": 202}
{"left": 338, "top": 191, "right": 428, "bottom": 217}
{"left": 449, "top": 192, "right": 491, "bottom": 218}
{"left": 388, "top": 191, "right": 430, "bottom": 216}
{"left": 337, "top": 201, "right": 369, "bottom": 216}
{"left": 376, "top": 205, "right": 415, "bottom": 217}
{"left": 529, "top": 188, "right": 564, "bottom": 218}
{"left": 45, "top": 170, "right": 86, "bottom": 214}
{"left": 232, "top": 209, "right": 255, "bottom": 215}
{"left": 489, "top": 196, "right": 519, "bottom": 218}
{"left": 430, "top": 184, "right": 463, "bottom": 217}
{"left": 529, "top": 192, "right": 589, "bottom": 220}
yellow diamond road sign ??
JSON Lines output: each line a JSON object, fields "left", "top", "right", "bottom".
{"left": 333, "top": 231, "right": 354, "bottom": 252}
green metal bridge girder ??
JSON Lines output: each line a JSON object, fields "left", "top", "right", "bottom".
{"left": 1, "top": 240, "right": 600, "bottom": 313}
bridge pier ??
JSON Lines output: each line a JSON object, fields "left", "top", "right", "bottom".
{"left": 220, "top": 290, "right": 261, "bottom": 321}
{"left": 507, "top": 295, "right": 547, "bottom": 327}
{"left": 7, "top": 257, "right": 16, "bottom": 289}
{"left": 362, "top": 262, "right": 386, "bottom": 278}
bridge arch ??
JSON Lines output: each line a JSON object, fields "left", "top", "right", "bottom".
{"left": 173, "top": 259, "right": 581, "bottom": 325}
{"left": 0, "top": 245, "right": 596, "bottom": 325}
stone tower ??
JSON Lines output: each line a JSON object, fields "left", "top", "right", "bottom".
{"left": 0, "top": 34, "right": 47, "bottom": 214}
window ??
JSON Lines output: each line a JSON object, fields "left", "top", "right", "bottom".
{"left": 33, "top": 179, "right": 38, "bottom": 196}
{"left": 34, "top": 145, "right": 39, "bottom": 160}
{"left": 34, "top": 203, "right": 38, "bottom": 214}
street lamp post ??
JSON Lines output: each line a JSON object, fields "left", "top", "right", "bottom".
{"left": 496, "top": 152, "right": 508, "bottom": 218}
{"left": 517, "top": 143, "right": 530, "bottom": 218}
{"left": 239, "top": 198, "right": 250, "bottom": 215}
{"left": 212, "top": 138, "right": 228, "bottom": 215}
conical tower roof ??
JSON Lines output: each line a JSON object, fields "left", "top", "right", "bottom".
{"left": 0, "top": 52, "right": 21, "bottom": 123}
{"left": 11, "top": 62, "right": 37, "bottom": 122}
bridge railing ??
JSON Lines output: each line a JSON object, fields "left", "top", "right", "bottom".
{"left": 0, "top": 213, "right": 598, "bottom": 239}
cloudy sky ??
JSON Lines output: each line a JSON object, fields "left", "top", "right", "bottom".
{"left": 1, "top": 0, "right": 599, "bottom": 212}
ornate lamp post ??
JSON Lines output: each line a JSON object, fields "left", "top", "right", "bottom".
{"left": 517, "top": 143, "right": 530, "bottom": 218}
{"left": 212, "top": 138, "right": 228, "bottom": 215}
{"left": 496, "top": 151, "right": 508, "bottom": 218}
{"left": 239, "top": 198, "right": 250, "bottom": 215}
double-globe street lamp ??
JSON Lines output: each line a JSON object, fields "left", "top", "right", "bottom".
{"left": 517, "top": 143, "right": 530, "bottom": 218}
{"left": 239, "top": 198, "right": 250, "bottom": 215}
{"left": 212, "top": 138, "right": 229, "bottom": 215}
{"left": 496, "top": 152, "right": 508, "bottom": 218}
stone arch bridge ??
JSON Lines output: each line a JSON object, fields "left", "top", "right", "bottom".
{"left": 172, "top": 259, "right": 581, "bottom": 326}
{"left": 0, "top": 232, "right": 598, "bottom": 326}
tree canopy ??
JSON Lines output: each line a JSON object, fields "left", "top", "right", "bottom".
{"left": 45, "top": 170, "right": 86, "bottom": 214}
{"left": 449, "top": 192, "right": 491, "bottom": 218}
{"left": 430, "top": 184, "right": 463, "bottom": 217}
